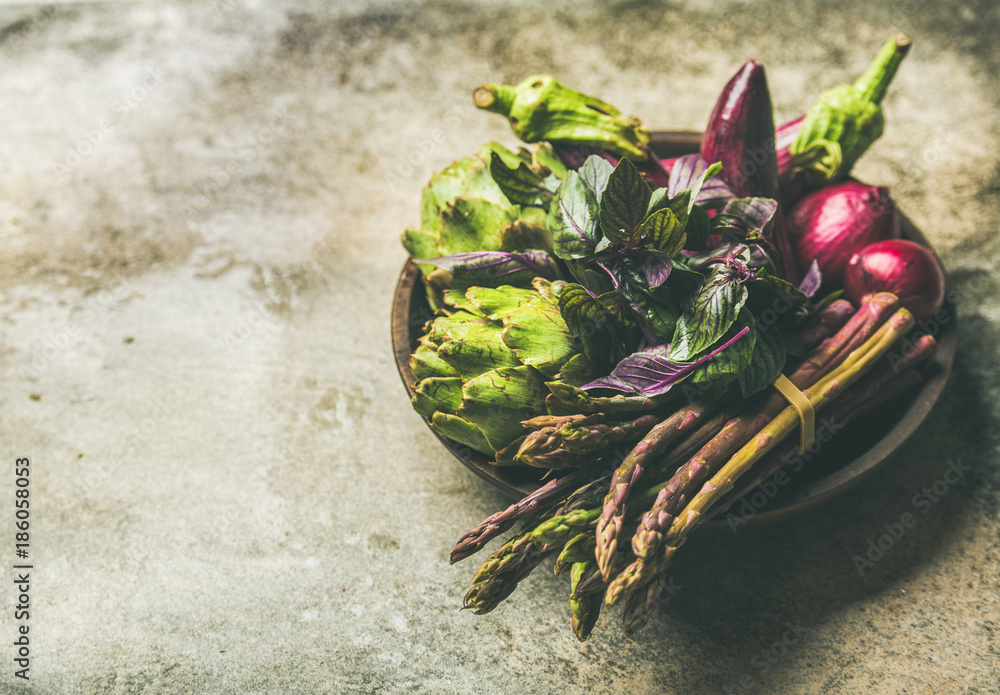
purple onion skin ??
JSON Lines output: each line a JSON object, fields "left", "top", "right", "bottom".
{"left": 701, "top": 61, "right": 799, "bottom": 284}
{"left": 787, "top": 181, "right": 900, "bottom": 287}
{"left": 844, "top": 239, "right": 946, "bottom": 323}
{"left": 553, "top": 144, "right": 671, "bottom": 188}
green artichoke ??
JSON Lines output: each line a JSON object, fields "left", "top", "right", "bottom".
{"left": 789, "top": 34, "right": 911, "bottom": 185}
{"left": 401, "top": 142, "right": 559, "bottom": 306}
{"left": 409, "top": 280, "right": 580, "bottom": 458}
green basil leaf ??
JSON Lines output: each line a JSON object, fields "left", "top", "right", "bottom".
{"left": 558, "top": 283, "right": 617, "bottom": 367}
{"left": 547, "top": 171, "right": 600, "bottom": 261}
{"left": 670, "top": 265, "right": 749, "bottom": 361}
{"left": 599, "top": 156, "right": 651, "bottom": 245}
{"left": 489, "top": 151, "right": 556, "bottom": 208}
{"left": 738, "top": 321, "right": 786, "bottom": 398}
{"left": 687, "top": 310, "right": 756, "bottom": 388}
{"left": 685, "top": 203, "right": 711, "bottom": 250}
{"left": 579, "top": 155, "right": 614, "bottom": 204}
{"left": 639, "top": 207, "right": 686, "bottom": 256}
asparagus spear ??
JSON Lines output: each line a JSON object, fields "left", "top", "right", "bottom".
{"left": 606, "top": 306, "right": 916, "bottom": 607}
{"left": 554, "top": 532, "right": 596, "bottom": 575}
{"left": 569, "top": 561, "right": 602, "bottom": 641}
{"left": 621, "top": 575, "right": 663, "bottom": 634}
{"left": 593, "top": 397, "right": 726, "bottom": 580}
{"left": 463, "top": 531, "right": 541, "bottom": 614}
{"left": 531, "top": 508, "right": 602, "bottom": 544}
{"left": 451, "top": 466, "right": 597, "bottom": 563}
{"left": 516, "top": 413, "right": 661, "bottom": 470}
{"left": 463, "top": 474, "right": 614, "bottom": 612}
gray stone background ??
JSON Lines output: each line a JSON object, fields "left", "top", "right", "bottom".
{"left": 0, "top": 0, "right": 997, "bottom": 693}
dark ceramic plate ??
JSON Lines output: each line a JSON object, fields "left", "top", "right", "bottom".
{"left": 391, "top": 131, "right": 957, "bottom": 531}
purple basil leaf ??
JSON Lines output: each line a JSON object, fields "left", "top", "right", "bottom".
{"left": 583, "top": 325, "right": 751, "bottom": 396}
{"left": 798, "top": 260, "right": 822, "bottom": 299}
{"left": 713, "top": 197, "right": 779, "bottom": 239}
{"left": 417, "top": 250, "right": 558, "bottom": 286}
{"left": 640, "top": 249, "right": 674, "bottom": 288}
{"left": 668, "top": 154, "right": 735, "bottom": 209}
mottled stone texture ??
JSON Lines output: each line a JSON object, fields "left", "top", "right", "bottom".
{"left": 0, "top": 1, "right": 997, "bottom": 693}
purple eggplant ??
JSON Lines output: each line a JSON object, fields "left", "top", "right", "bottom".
{"left": 775, "top": 116, "right": 808, "bottom": 208}
{"left": 701, "top": 61, "right": 799, "bottom": 284}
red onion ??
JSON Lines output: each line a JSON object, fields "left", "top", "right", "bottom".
{"left": 787, "top": 180, "right": 900, "bottom": 286}
{"left": 844, "top": 239, "right": 946, "bottom": 322}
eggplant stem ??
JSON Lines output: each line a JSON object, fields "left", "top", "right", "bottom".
{"left": 854, "top": 33, "right": 912, "bottom": 105}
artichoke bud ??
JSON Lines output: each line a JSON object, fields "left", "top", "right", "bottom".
{"left": 409, "top": 285, "right": 580, "bottom": 457}
{"left": 472, "top": 74, "right": 650, "bottom": 160}
{"left": 790, "top": 34, "right": 911, "bottom": 185}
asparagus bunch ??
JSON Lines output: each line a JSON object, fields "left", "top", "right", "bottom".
{"left": 605, "top": 305, "right": 917, "bottom": 610}
{"left": 594, "top": 293, "right": 899, "bottom": 580}
{"left": 452, "top": 295, "right": 934, "bottom": 638}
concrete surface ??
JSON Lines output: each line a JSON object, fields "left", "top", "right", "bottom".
{"left": 0, "top": 1, "right": 998, "bottom": 693}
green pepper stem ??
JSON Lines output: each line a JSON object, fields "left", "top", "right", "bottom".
{"left": 472, "top": 83, "right": 516, "bottom": 117}
{"left": 854, "top": 33, "right": 912, "bottom": 105}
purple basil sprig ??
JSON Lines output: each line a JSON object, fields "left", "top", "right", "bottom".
{"left": 583, "top": 326, "right": 751, "bottom": 396}
{"left": 667, "top": 154, "right": 736, "bottom": 209}
{"left": 417, "top": 250, "right": 559, "bottom": 286}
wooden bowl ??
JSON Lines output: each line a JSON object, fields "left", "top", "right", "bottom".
{"left": 391, "top": 131, "right": 957, "bottom": 530}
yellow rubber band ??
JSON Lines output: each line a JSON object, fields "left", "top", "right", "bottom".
{"left": 772, "top": 374, "right": 815, "bottom": 452}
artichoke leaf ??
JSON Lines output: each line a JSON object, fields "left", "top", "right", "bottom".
{"left": 500, "top": 301, "right": 575, "bottom": 378}
{"left": 457, "top": 366, "right": 549, "bottom": 452}
{"left": 431, "top": 412, "right": 495, "bottom": 456}
{"left": 412, "top": 377, "right": 465, "bottom": 416}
